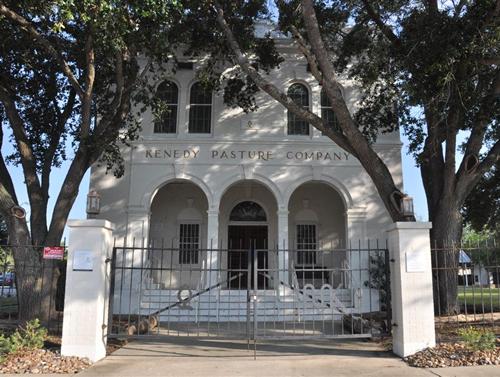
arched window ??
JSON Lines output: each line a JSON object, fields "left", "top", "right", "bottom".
{"left": 230, "top": 201, "right": 267, "bottom": 222}
{"left": 189, "top": 82, "right": 212, "bottom": 133}
{"left": 287, "top": 83, "right": 310, "bottom": 135}
{"left": 320, "top": 88, "right": 340, "bottom": 132}
{"left": 154, "top": 80, "right": 178, "bottom": 133}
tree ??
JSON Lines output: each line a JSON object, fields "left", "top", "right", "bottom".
{"left": 0, "top": 215, "right": 6, "bottom": 244}
{"left": 463, "top": 165, "right": 500, "bottom": 237}
{"left": 0, "top": 0, "right": 182, "bottom": 321}
{"left": 181, "top": 0, "right": 499, "bottom": 314}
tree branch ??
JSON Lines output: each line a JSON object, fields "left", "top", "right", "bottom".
{"left": 80, "top": 28, "right": 95, "bottom": 139}
{"left": 0, "top": 84, "right": 47, "bottom": 241}
{"left": 0, "top": 125, "right": 18, "bottom": 205}
{"left": 0, "top": 2, "right": 84, "bottom": 98}
{"left": 361, "top": 0, "right": 401, "bottom": 47}
{"left": 41, "top": 89, "right": 76, "bottom": 201}
{"left": 459, "top": 69, "right": 500, "bottom": 169}
{"left": 212, "top": 1, "right": 355, "bottom": 155}
{"left": 455, "top": 139, "right": 500, "bottom": 206}
{"left": 290, "top": 25, "right": 323, "bottom": 84}
{"left": 300, "top": 0, "right": 406, "bottom": 221}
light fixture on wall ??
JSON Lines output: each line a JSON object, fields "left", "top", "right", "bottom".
{"left": 401, "top": 195, "right": 415, "bottom": 220}
{"left": 86, "top": 189, "right": 101, "bottom": 219}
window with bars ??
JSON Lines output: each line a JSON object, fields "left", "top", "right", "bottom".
{"left": 320, "top": 89, "right": 340, "bottom": 134}
{"left": 296, "top": 224, "right": 317, "bottom": 265}
{"left": 153, "top": 80, "right": 178, "bottom": 133}
{"left": 179, "top": 223, "right": 200, "bottom": 264}
{"left": 287, "top": 83, "right": 310, "bottom": 135}
{"left": 189, "top": 82, "right": 212, "bottom": 134}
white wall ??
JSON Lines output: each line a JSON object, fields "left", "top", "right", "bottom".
{"left": 90, "top": 38, "right": 403, "bottom": 248}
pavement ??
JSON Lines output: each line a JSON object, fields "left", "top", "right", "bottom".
{"left": 2, "top": 337, "right": 498, "bottom": 376}
{"left": 77, "top": 337, "right": 498, "bottom": 377}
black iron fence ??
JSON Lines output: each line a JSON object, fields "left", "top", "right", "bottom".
{"left": 107, "top": 243, "right": 391, "bottom": 341}
{"left": 0, "top": 244, "right": 67, "bottom": 334}
{"left": 432, "top": 242, "right": 500, "bottom": 342}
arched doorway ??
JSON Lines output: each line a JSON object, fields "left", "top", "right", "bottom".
{"left": 219, "top": 180, "right": 278, "bottom": 290}
{"left": 227, "top": 201, "right": 268, "bottom": 289}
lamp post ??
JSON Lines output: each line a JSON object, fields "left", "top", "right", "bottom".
{"left": 86, "top": 189, "right": 101, "bottom": 219}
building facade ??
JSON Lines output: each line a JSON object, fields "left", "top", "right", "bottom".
{"left": 91, "top": 29, "right": 403, "bottom": 322}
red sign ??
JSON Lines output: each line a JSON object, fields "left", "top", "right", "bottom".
{"left": 43, "top": 247, "right": 65, "bottom": 260}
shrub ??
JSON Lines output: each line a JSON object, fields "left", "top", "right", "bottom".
{"left": 0, "top": 319, "right": 47, "bottom": 362}
{"left": 458, "top": 327, "right": 497, "bottom": 351}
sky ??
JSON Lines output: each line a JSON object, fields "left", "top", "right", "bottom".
{"left": 3, "top": 128, "right": 430, "bottom": 242}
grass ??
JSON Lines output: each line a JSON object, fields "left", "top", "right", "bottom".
{"left": 457, "top": 287, "right": 500, "bottom": 312}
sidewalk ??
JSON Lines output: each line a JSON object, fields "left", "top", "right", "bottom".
{"left": 73, "top": 338, "right": 498, "bottom": 377}
{"left": 2, "top": 338, "right": 497, "bottom": 376}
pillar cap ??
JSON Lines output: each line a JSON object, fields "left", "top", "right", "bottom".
{"left": 386, "top": 221, "right": 432, "bottom": 232}
{"left": 67, "top": 219, "right": 115, "bottom": 231}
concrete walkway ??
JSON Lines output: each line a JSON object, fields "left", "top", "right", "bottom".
{"left": 73, "top": 337, "right": 499, "bottom": 377}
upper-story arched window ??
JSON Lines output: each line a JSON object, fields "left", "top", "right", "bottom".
{"left": 287, "top": 83, "right": 310, "bottom": 135}
{"left": 320, "top": 88, "right": 340, "bottom": 132}
{"left": 154, "top": 80, "right": 178, "bottom": 133}
{"left": 189, "top": 82, "right": 212, "bottom": 134}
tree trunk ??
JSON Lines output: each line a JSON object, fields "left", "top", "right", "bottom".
{"left": 4, "top": 216, "right": 45, "bottom": 323}
{"left": 430, "top": 204, "right": 463, "bottom": 316}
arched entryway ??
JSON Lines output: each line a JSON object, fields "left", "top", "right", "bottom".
{"left": 219, "top": 181, "right": 278, "bottom": 289}
{"left": 287, "top": 181, "right": 347, "bottom": 287}
{"left": 148, "top": 180, "right": 209, "bottom": 289}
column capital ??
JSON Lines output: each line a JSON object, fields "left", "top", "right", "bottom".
{"left": 67, "top": 219, "right": 115, "bottom": 231}
{"left": 207, "top": 209, "right": 219, "bottom": 216}
{"left": 277, "top": 208, "right": 289, "bottom": 216}
{"left": 386, "top": 222, "right": 432, "bottom": 232}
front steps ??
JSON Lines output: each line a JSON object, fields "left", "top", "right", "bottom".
{"left": 138, "top": 288, "right": 355, "bottom": 322}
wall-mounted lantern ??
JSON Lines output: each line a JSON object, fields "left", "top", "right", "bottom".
{"left": 401, "top": 195, "right": 415, "bottom": 220}
{"left": 86, "top": 189, "right": 101, "bottom": 218}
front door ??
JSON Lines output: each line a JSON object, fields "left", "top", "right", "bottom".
{"left": 228, "top": 225, "right": 268, "bottom": 289}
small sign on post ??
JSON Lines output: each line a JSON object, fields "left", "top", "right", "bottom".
{"left": 43, "top": 246, "right": 65, "bottom": 260}
{"left": 73, "top": 250, "right": 93, "bottom": 271}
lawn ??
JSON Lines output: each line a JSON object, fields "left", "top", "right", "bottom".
{"left": 457, "top": 287, "right": 500, "bottom": 312}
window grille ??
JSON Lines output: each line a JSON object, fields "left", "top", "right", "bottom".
{"left": 320, "top": 89, "right": 340, "bottom": 133}
{"left": 287, "top": 83, "right": 310, "bottom": 135}
{"left": 179, "top": 223, "right": 200, "bottom": 264}
{"left": 296, "top": 224, "right": 317, "bottom": 265}
{"left": 154, "top": 80, "right": 178, "bottom": 133}
{"left": 189, "top": 82, "right": 212, "bottom": 134}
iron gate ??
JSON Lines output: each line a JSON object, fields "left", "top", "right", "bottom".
{"left": 107, "top": 244, "right": 391, "bottom": 342}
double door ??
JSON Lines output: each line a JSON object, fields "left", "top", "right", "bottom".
{"left": 227, "top": 225, "right": 268, "bottom": 289}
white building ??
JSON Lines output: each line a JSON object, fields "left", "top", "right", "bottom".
{"left": 90, "top": 26, "right": 402, "bottom": 330}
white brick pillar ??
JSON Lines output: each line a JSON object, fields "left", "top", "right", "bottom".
{"left": 386, "top": 222, "right": 436, "bottom": 357}
{"left": 206, "top": 208, "right": 219, "bottom": 287}
{"left": 277, "top": 208, "right": 289, "bottom": 286}
{"left": 62, "top": 219, "right": 114, "bottom": 362}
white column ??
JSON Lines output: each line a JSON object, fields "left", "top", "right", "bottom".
{"left": 206, "top": 208, "right": 219, "bottom": 287}
{"left": 346, "top": 207, "right": 367, "bottom": 293}
{"left": 120, "top": 209, "right": 150, "bottom": 312}
{"left": 386, "top": 222, "right": 435, "bottom": 357}
{"left": 346, "top": 207, "right": 367, "bottom": 246}
{"left": 62, "top": 219, "right": 114, "bottom": 362}
{"left": 277, "top": 208, "right": 289, "bottom": 286}
{"left": 125, "top": 208, "right": 150, "bottom": 246}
